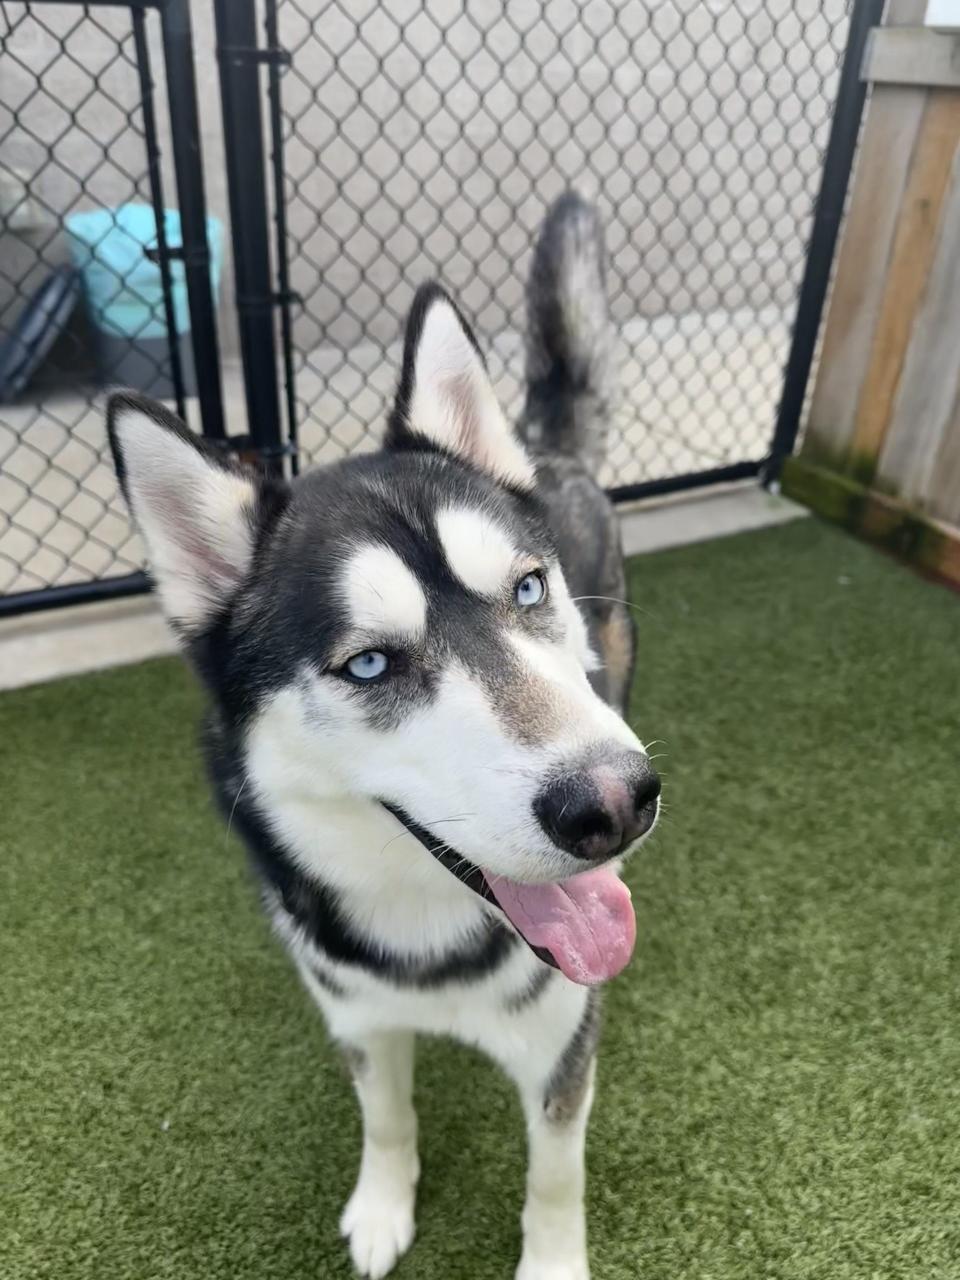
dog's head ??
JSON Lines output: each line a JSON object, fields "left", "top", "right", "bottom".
{"left": 108, "top": 285, "right": 659, "bottom": 984}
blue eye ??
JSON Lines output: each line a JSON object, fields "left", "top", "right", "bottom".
{"left": 345, "top": 650, "right": 390, "bottom": 681}
{"left": 515, "top": 570, "right": 546, "bottom": 608}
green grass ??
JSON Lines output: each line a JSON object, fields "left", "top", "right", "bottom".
{"left": 3, "top": 518, "right": 960, "bottom": 1280}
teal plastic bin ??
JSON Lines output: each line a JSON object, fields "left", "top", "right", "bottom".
{"left": 66, "top": 204, "right": 223, "bottom": 397}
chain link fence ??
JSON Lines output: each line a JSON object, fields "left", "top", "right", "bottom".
{"left": 0, "top": 4, "right": 158, "bottom": 601}
{"left": 1, "top": 0, "right": 854, "bottom": 614}
{"left": 275, "top": 0, "right": 851, "bottom": 490}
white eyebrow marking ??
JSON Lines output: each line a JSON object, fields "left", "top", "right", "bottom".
{"left": 340, "top": 543, "right": 427, "bottom": 637}
{"left": 436, "top": 505, "right": 518, "bottom": 597}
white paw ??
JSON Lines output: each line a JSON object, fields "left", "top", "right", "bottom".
{"left": 339, "top": 1151, "right": 418, "bottom": 1279}
{"left": 515, "top": 1255, "right": 590, "bottom": 1280}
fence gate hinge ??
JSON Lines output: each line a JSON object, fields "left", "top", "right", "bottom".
{"left": 218, "top": 45, "right": 291, "bottom": 68}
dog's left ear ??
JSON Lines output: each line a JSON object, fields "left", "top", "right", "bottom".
{"left": 386, "top": 282, "right": 536, "bottom": 490}
{"left": 107, "top": 391, "right": 287, "bottom": 633}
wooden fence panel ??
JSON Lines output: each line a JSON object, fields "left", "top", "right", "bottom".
{"left": 784, "top": 21, "right": 960, "bottom": 589}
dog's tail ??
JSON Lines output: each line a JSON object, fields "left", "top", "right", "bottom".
{"left": 520, "top": 191, "right": 614, "bottom": 468}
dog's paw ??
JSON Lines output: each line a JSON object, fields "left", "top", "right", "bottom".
{"left": 339, "top": 1183, "right": 415, "bottom": 1278}
{"left": 339, "top": 1147, "right": 418, "bottom": 1279}
{"left": 515, "top": 1252, "right": 590, "bottom": 1280}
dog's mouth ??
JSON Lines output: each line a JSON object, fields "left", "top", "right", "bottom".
{"left": 381, "top": 802, "right": 637, "bottom": 986}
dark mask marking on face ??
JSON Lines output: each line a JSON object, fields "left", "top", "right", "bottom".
{"left": 459, "top": 624, "right": 567, "bottom": 747}
{"left": 192, "top": 448, "right": 562, "bottom": 732}
{"left": 320, "top": 553, "right": 574, "bottom": 743}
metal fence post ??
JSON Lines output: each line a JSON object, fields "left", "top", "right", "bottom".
{"left": 213, "top": 0, "right": 286, "bottom": 477}
{"left": 264, "top": 0, "right": 299, "bottom": 476}
{"left": 159, "top": 0, "right": 227, "bottom": 441}
{"left": 131, "top": 6, "right": 187, "bottom": 423}
{"left": 764, "top": 0, "right": 885, "bottom": 487}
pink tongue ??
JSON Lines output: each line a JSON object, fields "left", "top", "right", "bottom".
{"left": 485, "top": 866, "right": 636, "bottom": 985}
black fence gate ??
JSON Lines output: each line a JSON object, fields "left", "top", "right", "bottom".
{"left": 1, "top": 0, "right": 880, "bottom": 617}
{"left": 0, "top": 0, "right": 231, "bottom": 614}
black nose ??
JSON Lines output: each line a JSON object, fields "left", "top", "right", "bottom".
{"left": 533, "top": 750, "right": 661, "bottom": 861}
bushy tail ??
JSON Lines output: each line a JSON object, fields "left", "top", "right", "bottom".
{"left": 521, "top": 191, "right": 614, "bottom": 467}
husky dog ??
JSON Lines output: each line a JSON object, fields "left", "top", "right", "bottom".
{"left": 107, "top": 193, "right": 659, "bottom": 1280}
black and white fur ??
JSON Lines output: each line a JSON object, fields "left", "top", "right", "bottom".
{"left": 107, "top": 193, "right": 657, "bottom": 1280}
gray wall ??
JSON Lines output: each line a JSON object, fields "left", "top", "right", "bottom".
{"left": 1, "top": 0, "right": 847, "bottom": 360}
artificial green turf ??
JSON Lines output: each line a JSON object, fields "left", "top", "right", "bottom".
{"left": 3, "top": 518, "right": 960, "bottom": 1280}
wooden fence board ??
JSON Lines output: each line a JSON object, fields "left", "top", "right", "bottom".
{"left": 849, "top": 90, "right": 960, "bottom": 468}
{"left": 806, "top": 86, "right": 926, "bottom": 459}
{"left": 879, "top": 148, "right": 960, "bottom": 501}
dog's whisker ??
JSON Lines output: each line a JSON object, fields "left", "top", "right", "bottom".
{"left": 379, "top": 829, "right": 412, "bottom": 855}
{"left": 571, "top": 593, "right": 656, "bottom": 620}
{"left": 224, "top": 776, "right": 248, "bottom": 848}
{"left": 380, "top": 812, "right": 478, "bottom": 856}
{"left": 478, "top": 762, "right": 539, "bottom": 779}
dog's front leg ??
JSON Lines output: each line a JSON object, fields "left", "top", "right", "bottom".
{"left": 339, "top": 1030, "right": 419, "bottom": 1280}
{"left": 506, "top": 988, "right": 599, "bottom": 1280}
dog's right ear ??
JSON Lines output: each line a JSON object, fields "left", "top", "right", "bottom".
{"left": 107, "top": 391, "right": 286, "bottom": 633}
